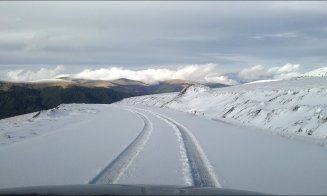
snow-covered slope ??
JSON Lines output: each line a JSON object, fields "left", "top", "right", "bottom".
{"left": 122, "top": 92, "right": 178, "bottom": 107}
{"left": 0, "top": 105, "right": 98, "bottom": 145}
{"left": 121, "top": 77, "right": 327, "bottom": 140}
{"left": 302, "top": 66, "right": 327, "bottom": 77}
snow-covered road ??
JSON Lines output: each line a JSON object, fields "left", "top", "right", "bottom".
{"left": 1, "top": 104, "right": 327, "bottom": 195}
{"left": 144, "top": 109, "right": 220, "bottom": 187}
{"left": 89, "top": 111, "right": 153, "bottom": 184}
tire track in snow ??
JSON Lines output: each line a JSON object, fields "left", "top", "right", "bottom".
{"left": 117, "top": 105, "right": 221, "bottom": 187}
{"left": 154, "top": 113, "right": 221, "bottom": 188}
{"left": 89, "top": 110, "right": 152, "bottom": 184}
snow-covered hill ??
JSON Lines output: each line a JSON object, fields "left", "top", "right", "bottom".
{"left": 302, "top": 66, "right": 327, "bottom": 77}
{"left": 121, "top": 77, "right": 327, "bottom": 140}
{"left": 122, "top": 92, "right": 178, "bottom": 108}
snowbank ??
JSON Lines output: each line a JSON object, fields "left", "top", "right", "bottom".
{"left": 0, "top": 104, "right": 97, "bottom": 145}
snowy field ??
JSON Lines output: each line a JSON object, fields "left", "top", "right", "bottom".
{"left": 0, "top": 102, "right": 327, "bottom": 194}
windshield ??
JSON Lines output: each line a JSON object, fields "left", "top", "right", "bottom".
{"left": 0, "top": 1, "right": 327, "bottom": 195}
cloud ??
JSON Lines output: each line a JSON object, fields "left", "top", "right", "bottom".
{"left": 74, "top": 64, "right": 237, "bottom": 85}
{"left": 250, "top": 32, "right": 298, "bottom": 39}
{"left": 238, "top": 65, "right": 266, "bottom": 81}
{"left": 267, "top": 63, "right": 300, "bottom": 76}
{"left": 238, "top": 64, "right": 301, "bottom": 81}
{"left": 6, "top": 65, "right": 64, "bottom": 82}
{"left": 1, "top": 2, "right": 327, "bottom": 68}
{"left": 3, "top": 63, "right": 327, "bottom": 85}
{"left": 3, "top": 63, "right": 236, "bottom": 85}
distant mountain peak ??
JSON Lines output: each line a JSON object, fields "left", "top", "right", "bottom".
{"left": 302, "top": 66, "right": 327, "bottom": 77}
{"left": 110, "top": 78, "right": 147, "bottom": 86}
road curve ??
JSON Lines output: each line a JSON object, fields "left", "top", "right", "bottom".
{"left": 89, "top": 110, "right": 152, "bottom": 184}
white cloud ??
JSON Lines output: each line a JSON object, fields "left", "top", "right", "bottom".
{"left": 238, "top": 64, "right": 301, "bottom": 81}
{"left": 238, "top": 65, "right": 266, "bottom": 81}
{"left": 267, "top": 63, "right": 300, "bottom": 77}
{"left": 250, "top": 32, "right": 297, "bottom": 39}
{"left": 4, "top": 63, "right": 236, "bottom": 85}
{"left": 6, "top": 65, "right": 64, "bottom": 82}
{"left": 74, "top": 64, "right": 237, "bottom": 85}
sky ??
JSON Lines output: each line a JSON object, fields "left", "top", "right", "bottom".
{"left": 0, "top": 1, "right": 327, "bottom": 84}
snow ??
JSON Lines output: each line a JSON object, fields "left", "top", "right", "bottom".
{"left": 2, "top": 76, "right": 327, "bottom": 195}
{"left": 301, "top": 66, "right": 327, "bottom": 77}
{"left": 244, "top": 79, "right": 280, "bottom": 84}
{"left": 122, "top": 92, "right": 178, "bottom": 107}
{"left": 0, "top": 104, "right": 144, "bottom": 188}
{"left": 0, "top": 105, "right": 97, "bottom": 145}
{"left": 121, "top": 77, "right": 327, "bottom": 140}
{"left": 1, "top": 102, "right": 327, "bottom": 194}
{"left": 124, "top": 105, "right": 327, "bottom": 195}
{"left": 117, "top": 108, "right": 186, "bottom": 186}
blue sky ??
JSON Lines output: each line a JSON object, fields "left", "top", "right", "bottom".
{"left": 0, "top": 1, "right": 327, "bottom": 83}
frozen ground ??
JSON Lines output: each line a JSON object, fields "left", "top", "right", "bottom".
{"left": 122, "top": 77, "right": 327, "bottom": 140}
{"left": 0, "top": 103, "right": 327, "bottom": 194}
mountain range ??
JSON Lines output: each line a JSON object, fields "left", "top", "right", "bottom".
{"left": 0, "top": 78, "right": 228, "bottom": 119}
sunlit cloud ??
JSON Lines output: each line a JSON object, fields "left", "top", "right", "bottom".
{"left": 4, "top": 64, "right": 237, "bottom": 85}
{"left": 73, "top": 64, "right": 237, "bottom": 85}
{"left": 238, "top": 64, "right": 301, "bottom": 81}
{"left": 4, "top": 63, "right": 326, "bottom": 85}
